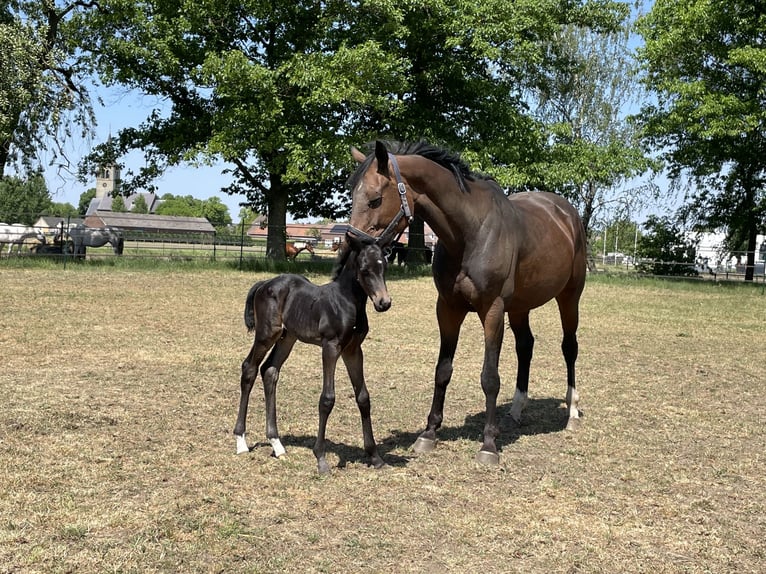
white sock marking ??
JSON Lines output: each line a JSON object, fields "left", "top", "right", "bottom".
{"left": 510, "top": 389, "right": 528, "bottom": 423}
{"left": 270, "top": 437, "right": 286, "bottom": 458}
{"left": 235, "top": 434, "right": 249, "bottom": 454}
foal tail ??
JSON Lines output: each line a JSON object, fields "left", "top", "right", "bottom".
{"left": 244, "top": 281, "right": 265, "bottom": 333}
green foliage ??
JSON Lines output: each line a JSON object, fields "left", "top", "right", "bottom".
{"left": 0, "top": 1, "right": 97, "bottom": 179}
{"left": 637, "top": 215, "right": 698, "bottom": 276}
{"left": 48, "top": 201, "right": 79, "bottom": 218}
{"left": 591, "top": 219, "right": 641, "bottom": 258}
{"left": 78, "top": 188, "right": 97, "bottom": 215}
{"left": 111, "top": 195, "right": 126, "bottom": 212}
{"left": 79, "top": 0, "right": 628, "bottom": 259}
{"left": 636, "top": 0, "right": 766, "bottom": 280}
{"left": 0, "top": 175, "right": 52, "bottom": 224}
{"left": 131, "top": 193, "right": 149, "bottom": 213}
{"left": 154, "top": 194, "right": 232, "bottom": 227}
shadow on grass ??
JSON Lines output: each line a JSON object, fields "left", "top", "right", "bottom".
{"left": 254, "top": 397, "right": 572, "bottom": 470}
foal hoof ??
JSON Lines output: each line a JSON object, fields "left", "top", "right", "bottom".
{"left": 475, "top": 450, "right": 500, "bottom": 466}
{"left": 235, "top": 434, "right": 250, "bottom": 455}
{"left": 412, "top": 436, "right": 437, "bottom": 454}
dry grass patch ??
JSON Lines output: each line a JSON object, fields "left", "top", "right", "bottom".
{"left": 1, "top": 267, "right": 764, "bottom": 573}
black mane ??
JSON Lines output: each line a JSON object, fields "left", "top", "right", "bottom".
{"left": 348, "top": 140, "right": 491, "bottom": 193}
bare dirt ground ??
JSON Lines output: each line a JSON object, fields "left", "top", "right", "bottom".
{"left": 1, "top": 267, "right": 764, "bottom": 573}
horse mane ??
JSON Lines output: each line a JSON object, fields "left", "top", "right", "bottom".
{"left": 348, "top": 140, "right": 492, "bottom": 194}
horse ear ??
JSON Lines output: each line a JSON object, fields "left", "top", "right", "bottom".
{"left": 345, "top": 232, "right": 363, "bottom": 252}
{"left": 351, "top": 146, "right": 366, "bottom": 163}
{"left": 375, "top": 141, "right": 389, "bottom": 176}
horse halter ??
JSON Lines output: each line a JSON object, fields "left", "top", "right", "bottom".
{"left": 348, "top": 153, "right": 413, "bottom": 246}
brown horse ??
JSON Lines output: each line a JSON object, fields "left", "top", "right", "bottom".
{"left": 348, "top": 140, "right": 587, "bottom": 465}
{"left": 285, "top": 241, "right": 315, "bottom": 261}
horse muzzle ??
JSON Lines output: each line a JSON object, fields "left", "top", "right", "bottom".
{"left": 371, "top": 293, "right": 392, "bottom": 312}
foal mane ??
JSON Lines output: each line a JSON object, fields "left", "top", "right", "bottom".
{"left": 348, "top": 140, "right": 487, "bottom": 194}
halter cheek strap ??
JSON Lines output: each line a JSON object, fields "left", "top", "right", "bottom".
{"left": 348, "top": 153, "right": 413, "bottom": 245}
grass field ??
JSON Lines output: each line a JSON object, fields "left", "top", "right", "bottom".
{"left": 1, "top": 266, "right": 764, "bottom": 573}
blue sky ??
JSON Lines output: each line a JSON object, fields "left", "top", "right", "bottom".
{"left": 44, "top": 85, "right": 246, "bottom": 221}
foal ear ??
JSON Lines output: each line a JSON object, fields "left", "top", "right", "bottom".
{"left": 345, "top": 232, "right": 363, "bottom": 252}
{"left": 375, "top": 141, "right": 390, "bottom": 176}
{"left": 351, "top": 146, "right": 366, "bottom": 163}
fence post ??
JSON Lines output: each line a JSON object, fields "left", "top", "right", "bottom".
{"left": 239, "top": 219, "right": 245, "bottom": 271}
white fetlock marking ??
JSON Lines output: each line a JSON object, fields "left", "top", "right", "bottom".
{"left": 566, "top": 385, "right": 580, "bottom": 420}
{"left": 269, "top": 438, "right": 286, "bottom": 458}
{"left": 510, "top": 389, "right": 528, "bottom": 423}
{"left": 235, "top": 434, "right": 249, "bottom": 454}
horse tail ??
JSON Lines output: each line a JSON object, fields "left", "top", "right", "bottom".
{"left": 244, "top": 281, "right": 265, "bottom": 333}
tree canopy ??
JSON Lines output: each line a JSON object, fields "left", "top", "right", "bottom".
{"left": 78, "top": 0, "right": 629, "bottom": 259}
{"left": 636, "top": 0, "right": 766, "bottom": 280}
{"left": 0, "top": 1, "right": 98, "bottom": 180}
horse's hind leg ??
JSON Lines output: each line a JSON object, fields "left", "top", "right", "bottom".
{"left": 234, "top": 338, "right": 274, "bottom": 454}
{"left": 260, "top": 334, "right": 297, "bottom": 457}
{"left": 342, "top": 340, "right": 385, "bottom": 469}
{"left": 556, "top": 289, "right": 582, "bottom": 430}
{"left": 509, "top": 311, "right": 534, "bottom": 425}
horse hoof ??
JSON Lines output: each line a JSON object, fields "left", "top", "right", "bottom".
{"left": 412, "top": 436, "right": 437, "bottom": 454}
{"left": 565, "top": 417, "right": 581, "bottom": 431}
{"left": 475, "top": 450, "right": 500, "bottom": 466}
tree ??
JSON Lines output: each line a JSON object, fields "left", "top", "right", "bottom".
{"left": 154, "top": 194, "right": 232, "bottom": 227}
{"left": 78, "top": 188, "right": 96, "bottom": 214}
{"left": 637, "top": 215, "right": 698, "bottom": 276}
{"left": 527, "top": 17, "right": 659, "bottom": 236}
{"left": 636, "top": 0, "right": 766, "bottom": 281}
{"left": 0, "top": 1, "right": 98, "bottom": 180}
{"left": 0, "top": 175, "right": 52, "bottom": 224}
{"left": 131, "top": 193, "right": 149, "bottom": 213}
{"left": 81, "top": 0, "right": 626, "bottom": 260}
{"left": 111, "top": 195, "right": 126, "bottom": 212}
{"left": 48, "top": 201, "right": 79, "bottom": 218}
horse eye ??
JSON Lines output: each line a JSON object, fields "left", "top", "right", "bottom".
{"left": 368, "top": 197, "right": 382, "bottom": 209}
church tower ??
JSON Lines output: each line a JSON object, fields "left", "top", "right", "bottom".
{"left": 95, "top": 137, "right": 120, "bottom": 199}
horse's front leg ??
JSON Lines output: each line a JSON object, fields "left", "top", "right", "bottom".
{"left": 413, "top": 297, "right": 467, "bottom": 454}
{"left": 260, "top": 334, "right": 297, "bottom": 458}
{"left": 314, "top": 340, "right": 341, "bottom": 475}
{"left": 342, "top": 339, "right": 385, "bottom": 469}
{"left": 476, "top": 298, "right": 506, "bottom": 466}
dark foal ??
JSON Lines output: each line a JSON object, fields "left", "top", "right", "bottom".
{"left": 233, "top": 235, "right": 392, "bottom": 474}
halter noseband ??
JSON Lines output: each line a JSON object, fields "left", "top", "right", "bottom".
{"left": 348, "top": 153, "right": 413, "bottom": 246}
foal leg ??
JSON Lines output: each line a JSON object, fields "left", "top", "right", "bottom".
{"left": 260, "top": 334, "right": 297, "bottom": 457}
{"left": 475, "top": 298, "right": 506, "bottom": 466}
{"left": 342, "top": 339, "right": 386, "bottom": 469}
{"left": 556, "top": 292, "right": 581, "bottom": 430}
{"left": 234, "top": 337, "right": 275, "bottom": 454}
{"left": 314, "top": 340, "right": 342, "bottom": 475}
{"left": 508, "top": 312, "right": 534, "bottom": 425}
{"left": 413, "top": 297, "right": 467, "bottom": 454}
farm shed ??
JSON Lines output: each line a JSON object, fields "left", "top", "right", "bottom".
{"left": 33, "top": 216, "right": 85, "bottom": 234}
{"left": 84, "top": 212, "right": 216, "bottom": 240}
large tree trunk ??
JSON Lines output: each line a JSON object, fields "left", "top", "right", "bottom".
{"left": 744, "top": 222, "right": 757, "bottom": 282}
{"left": 405, "top": 216, "right": 429, "bottom": 264}
{"left": 266, "top": 172, "right": 287, "bottom": 261}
